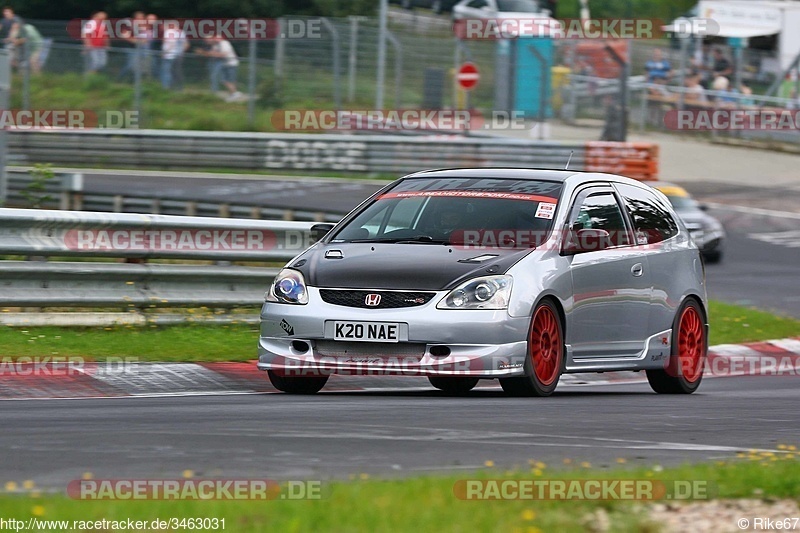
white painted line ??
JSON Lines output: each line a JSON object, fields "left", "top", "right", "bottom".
{"left": 0, "top": 390, "right": 270, "bottom": 402}
{"left": 704, "top": 202, "right": 800, "bottom": 220}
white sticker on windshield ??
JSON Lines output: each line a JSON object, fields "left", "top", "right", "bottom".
{"left": 535, "top": 202, "right": 556, "bottom": 219}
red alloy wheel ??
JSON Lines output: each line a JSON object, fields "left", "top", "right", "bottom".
{"left": 678, "top": 305, "right": 705, "bottom": 382}
{"left": 530, "top": 305, "right": 562, "bottom": 386}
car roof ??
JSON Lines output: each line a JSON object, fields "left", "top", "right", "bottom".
{"left": 401, "top": 168, "right": 657, "bottom": 189}
{"left": 402, "top": 168, "right": 586, "bottom": 183}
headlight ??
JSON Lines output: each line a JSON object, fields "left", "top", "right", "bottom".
{"left": 265, "top": 269, "right": 308, "bottom": 305}
{"left": 437, "top": 275, "right": 512, "bottom": 310}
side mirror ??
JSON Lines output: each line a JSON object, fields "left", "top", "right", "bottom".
{"left": 562, "top": 228, "right": 612, "bottom": 255}
{"left": 310, "top": 223, "right": 335, "bottom": 243}
{"left": 698, "top": 203, "right": 709, "bottom": 212}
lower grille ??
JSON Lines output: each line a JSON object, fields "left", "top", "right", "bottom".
{"left": 314, "top": 341, "right": 425, "bottom": 359}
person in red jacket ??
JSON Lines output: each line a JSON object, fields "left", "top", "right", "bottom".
{"left": 83, "top": 11, "right": 109, "bottom": 73}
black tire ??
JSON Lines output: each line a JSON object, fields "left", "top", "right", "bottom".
{"left": 267, "top": 370, "right": 328, "bottom": 394}
{"left": 646, "top": 299, "right": 707, "bottom": 394}
{"left": 428, "top": 376, "right": 479, "bottom": 395}
{"left": 703, "top": 250, "right": 723, "bottom": 264}
{"left": 499, "top": 299, "right": 564, "bottom": 397}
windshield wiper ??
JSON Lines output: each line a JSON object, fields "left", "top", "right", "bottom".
{"left": 348, "top": 235, "right": 450, "bottom": 245}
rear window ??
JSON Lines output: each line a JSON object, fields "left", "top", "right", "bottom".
{"left": 331, "top": 178, "right": 563, "bottom": 248}
{"left": 615, "top": 183, "right": 679, "bottom": 244}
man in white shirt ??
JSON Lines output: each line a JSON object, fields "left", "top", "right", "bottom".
{"left": 198, "top": 35, "right": 243, "bottom": 101}
{"left": 160, "top": 22, "right": 188, "bottom": 89}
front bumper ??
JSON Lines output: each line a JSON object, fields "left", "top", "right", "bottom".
{"left": 689, "top": 228, "right": 724, "bottom": 254}
{"left": 257, "top": 288, "right": 530, "bottom": 377}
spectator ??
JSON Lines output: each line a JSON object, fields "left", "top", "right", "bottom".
{"left": 712, "top": 75, "right": 737, "bottom": 106}
{"left": 711, "top": 48, "right": 733, "bottom": 78}
{"left": 197, "top": 35, "right": 243, "bottom": 102}
{"left": 83, "top": 11, "right": 109, "bottom": 74}
{"left": 1, "top": 7, "right": 24, "bottom": 67}
{"left": 684, "top": 71, "right": 707, "bottom": 104}
{"left": 116, "top": 11, "right": 147, "bottom": 82}
{"left": 738, "top": 83, "right": 755, "bottom": 107}
{"left": 160, "top": 21, "right": 188, "bottom": 90}
{"left": 15, "top": 22, "right": 43, "bottom": 73}
{"left": 146, "top": 14, "right": 160, "bottom": 79}
{"left": 645, "top": 49, "right": 671, "bottom": 83}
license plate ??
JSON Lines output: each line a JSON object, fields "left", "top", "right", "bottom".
{"left": 333, "top": 321, "right": 400, "bottom": 343}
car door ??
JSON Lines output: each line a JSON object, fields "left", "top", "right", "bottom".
{"left": 564, "top": 186, "right": 652, "bottom": 359}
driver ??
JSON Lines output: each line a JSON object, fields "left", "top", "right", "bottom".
{"left": 434, "top": 206, "right": 464, "bottom": 236}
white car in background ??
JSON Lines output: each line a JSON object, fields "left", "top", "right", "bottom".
{"left": 452, "top": 0, "right": 559, "bottom": 37}
{"left": 453, "top": 0, "right": 552, "bottom": 20}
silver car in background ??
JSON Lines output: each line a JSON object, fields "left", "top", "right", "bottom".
{"left": 258, "top": 169, "right": 708, "bottom": 397}
{"left": 653, "top": 182, "right": 726, "bottom": 263}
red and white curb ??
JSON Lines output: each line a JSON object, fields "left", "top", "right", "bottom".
{"left": 0, "top": 338, "right": 798, "bottom": 400}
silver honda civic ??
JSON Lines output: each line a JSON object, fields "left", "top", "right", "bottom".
{"left": 258, "top": 168, "right": 708, "bottom": 396}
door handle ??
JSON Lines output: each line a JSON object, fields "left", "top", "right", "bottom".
{"left": 631, "top": 263, "right": 644, "bottom": 277}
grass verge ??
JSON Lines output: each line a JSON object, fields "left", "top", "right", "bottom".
{"left": 0, "top": 453, "right": 798, "bottom": 532}
{"left": 0, "top": 300, "right": 796, "bottom": 362}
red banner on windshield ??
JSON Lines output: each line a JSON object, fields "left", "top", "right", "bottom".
{"left": 378, "top": 190, "right": 558, "bottom": 202}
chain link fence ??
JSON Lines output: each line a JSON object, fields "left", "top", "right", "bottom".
{"left": 5, "top": 16, "right": 800, "bottom": 144}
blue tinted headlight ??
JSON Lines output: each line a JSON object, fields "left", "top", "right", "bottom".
{"left": 266, "top": 269, "right": 308, "bottom": 305}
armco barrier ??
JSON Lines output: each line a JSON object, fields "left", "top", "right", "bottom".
{"left": 0, "top": 208, "right": 314, "bottom": 309}
{"left": 5, "top": 169, "right": 342, "bottom": 222}
{"left": 8, "top": 129, "right": 659, "bottom": 180}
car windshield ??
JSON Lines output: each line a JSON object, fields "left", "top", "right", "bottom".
{"left": 331, "top": 177, "right": 563, "bottom": 248}
{"left": 663, "top": 194, "right": 698, "bottom": 210}
{"left": 496, "top": 0, "right": 539, "bottom": 12}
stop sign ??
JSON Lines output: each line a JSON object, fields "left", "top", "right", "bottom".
{"left": 457, "top": 62, "right": 480, "bottom": 91}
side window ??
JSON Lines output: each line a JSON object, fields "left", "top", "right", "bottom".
{"left": 615, "top": 183, "right": 679, "bottom": 244}
{"left": 566, "top": 191, "right": 630, "bottom": 250}
{"left": 572, "top": 192, "right": 626, "bottom": 233}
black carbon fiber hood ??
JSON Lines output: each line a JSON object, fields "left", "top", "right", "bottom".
{"left": 291, "top": 243, "right": 532, "bottom": 291}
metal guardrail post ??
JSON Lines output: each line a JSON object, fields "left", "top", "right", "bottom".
{"left": 638, "top": 87, "right": 647, "bottom": 132}
{"left": 320, "top": 18, "right": 342, "bottom": 110}
{"left": 0, "top": 50, "right": 9, "bottom": 206}
{"left": 605, "top": 43, "right": 629, "bottom": 141}
{"left": 347, "top": 16, "right": 362, "bottom": 103}
{"left": 134, "top": 41, "right": 143, "bottom": 122}
{"left": 273, "top": 18, "right": 286, "bottom": 99}
{"left": 59, "top": 173, "right": 83, "bottom": 211}
{"left": 677, "top": 36, "right": 688, "bottom": 113}
{"left": 22, "top": 40, "right": 30, "bottom": 110}
{"left": 386, "top": 30, "right": 403, "bottom": 107}
{"left": 247, "top": 28, "right": 257, "bottom": 127}
{"left": 527, "top": 44, "right": 548, "bottom": 141}
{"left": 376, "top": 0, "right": 388, "bottom": 109}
